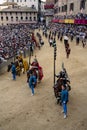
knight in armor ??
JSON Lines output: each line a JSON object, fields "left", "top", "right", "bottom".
{"left": 31, "top": 56, "right": 39, "bottom": 69}
{"left": 55, "top": 68, "right": 70, "bottom": 86}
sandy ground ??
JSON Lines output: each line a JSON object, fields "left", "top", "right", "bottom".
{"left": 0, "top": 29, "right": 87, "bottom": 130}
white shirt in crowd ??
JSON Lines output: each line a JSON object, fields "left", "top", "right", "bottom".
{"left": 64, "top": 35, "right": 69, "bottom": 41}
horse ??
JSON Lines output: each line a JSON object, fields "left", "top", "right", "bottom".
{"left": 7, "top": 58, "right": 29, "bottom": 76}
{"left": 27, "top": 65, "right": 43, "bottom": 88}
{"left": 64, "top": 42, "right": 71, "bottom": 58}
{"left": 7, "top": 61, "right": 21, "bottom": 76}
{"left": 16, "top": 55, "right": 29, "bottom": 73}
{"left": 54, "top": 69, "right": 71, "bottom": 104}
{"left": 22, "top": 60, "right": 29, "bottom": 73}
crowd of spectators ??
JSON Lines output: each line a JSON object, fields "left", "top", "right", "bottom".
{"left": 54, "top": 13, "right": 87, "bottom": 20}
{"left": 48, "top": 22, "right": 87, "bottom": 48}
{"left": 50, "top": 22, "right": 86, "bottom": 36}
{"left": 0, "top": 23, "right": 39, "bottom": 64}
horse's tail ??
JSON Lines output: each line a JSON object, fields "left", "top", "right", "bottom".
{"left": 62, "top": 62, "right": 64, "bottom": 70}
{"left": 7, "top": 64, "right": 12, "bottom": 72}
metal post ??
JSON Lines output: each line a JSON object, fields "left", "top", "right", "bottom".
{"left": 66, "top": 0, "right": 68, "bottom": 16}
{"left": 28, "top": 47, "right": 31, "bottom": 70}
{"left": 54, "top": 45, "right": 57, "bottom": 86}
{"left": 54, "top": 47, "right": 56, "bottom": 86}
{"left": 13, "top": 50, "right": 15, "bottom": 62}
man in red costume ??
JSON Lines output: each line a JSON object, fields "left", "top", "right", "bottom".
{"left": 31, "top": 56, "right": 43, "bottom": 81}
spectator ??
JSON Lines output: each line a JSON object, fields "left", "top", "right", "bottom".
{"left": 61, "top": 85, "right": 69, "bottom": 119}
{"left": 28, "top": 71, "right": 37, "bottom": 96}
{"left": 11, "top": 62, "right": 16, "bottom": 80}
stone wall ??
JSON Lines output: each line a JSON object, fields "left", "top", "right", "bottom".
{"left": 0, "top": 58, "right": 14, "bottom": 75}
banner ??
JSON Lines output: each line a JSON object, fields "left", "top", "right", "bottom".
{"left": 52, "top": 19, "right": 59, "bottom": 23}
{"left": 65, "top": 19, "right": 69, "bottom": 23}
{"left": 75, "top": 19, "right": 87, "bottom": 24}
{"left": 68, "top": 19, "right": 74, "bottom": 24}
{"left": 52, "top": 18, "right": 87, "bottom": 25}
{"left": 59, "top": 19, "right": 64, "bottom": 23}
{"left": 65, "top": 19, "right": 74, "bottom": 24}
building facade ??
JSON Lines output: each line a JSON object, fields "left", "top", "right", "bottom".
{"left": 0, "top": 5, "right": 8, "bottom": 10}
{"left": 0, "top": 6, "right": 37, "bottom": 25}
{"left": 41, "top": 1, "right": 45, "bottom": 14}
{"left": 40, "top": 1, "right": 46, "bottom": 22}
{"left": 44, "top": 0, "right": 55, "bottom": 26}
{"left": 6, "top": 0, "right": 40, "bottom": 11}
{"left": 46, "top": 0, "right": 55, "bottom": 3}
{"left": 54, "top": 0, "right": 87, "bottom": 16}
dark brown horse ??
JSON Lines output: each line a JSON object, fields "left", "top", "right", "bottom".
{"left": 27, "top": 66, "right": 43, "bottom": 88}
{"left": 54, "top": 69, "right": 71, "bottom": 104}
{"left": 65, "top": 42, "right": 71, "bottom": 58}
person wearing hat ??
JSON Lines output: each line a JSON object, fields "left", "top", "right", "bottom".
{"left": 11, "top": 62, "right": 16, "bottom": 80}
{"left": 64, "top": 33, "right": 69, "bottom": 46}
{"left": 61, "top": 84, "right": 69, "bottom": 119}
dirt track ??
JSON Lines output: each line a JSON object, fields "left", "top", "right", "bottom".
{"left": 0, "top": 29, "right": 87, "bottom": 130}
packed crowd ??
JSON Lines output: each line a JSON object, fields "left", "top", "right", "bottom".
{"left": 48, "top": 23, "right": 87, "bottom": 46}
{"left": 0, "top": 23, "right": 39, "bottom": 64}
{"left": 42, "top": 22, "right": 87, "bottom": 58}
{"left": 0, "top": 20, "right": 87, "bottom": 64}
{"left": 54, "top": 13, "right": 87, "bottom": 20}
